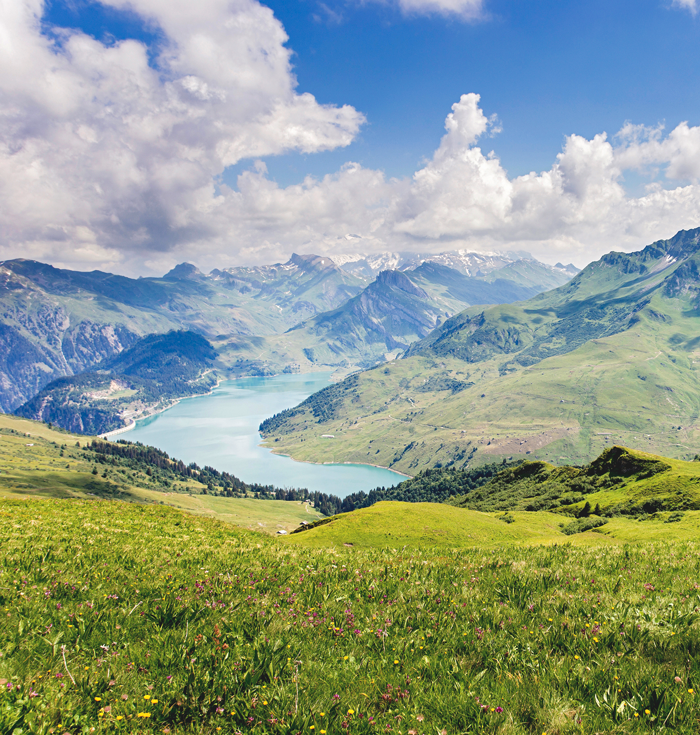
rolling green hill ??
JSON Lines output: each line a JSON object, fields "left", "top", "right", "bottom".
{"left": 448, "top": 445, "right": 700, "bottom": 516}
{"left": 285, "top": 500, "right": 700, "bottom": 549}
{"left": 260, "top": 227, "right": 700, "bottom": 472}
{"left": 286, "top": 444, "right": 700, "bottom": 548}
{"left": 0, "top": 414, "right": 323, "bottom": 533}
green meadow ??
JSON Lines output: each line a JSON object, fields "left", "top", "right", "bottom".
{"left": 4, "top": 414, "right": 700, "bottom": 733}
{"left": 286, "top": 502, "right": 700, "bottom": 549}
{"left": 2, "top": 497, "right": 700, "bottom": 734}
{"left": 0, "top": 415, "right": 323, "bottom": 534}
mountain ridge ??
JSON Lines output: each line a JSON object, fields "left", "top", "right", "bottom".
{"left": 260, "top": 226, "right": 700, "bottom": 473}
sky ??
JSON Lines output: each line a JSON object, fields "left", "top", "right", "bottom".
{"left": 2, "top": 0, "right": 700, "bottom": 276}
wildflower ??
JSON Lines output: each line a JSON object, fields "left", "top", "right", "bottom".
{"left": 144, "top": 695, "right": 151, "bottom": 700}
{"left": 495, "top": 707, "right": 503, "bottom": 713}
{"left": 310, "top": 727, "right": 315, "bottom": 731}
{"left": 574, "top": 655, "right": 580, "bottom": 660}
{"left": 321, "top": 731, "right": 327, "bottom": 734}
{"left": 689, "top": 688, "right": 695, "bottom": 694}
{"left": 151, "top": 699, "right": 159, "bottom": 704}
{"left": 116, "top": 716, "right": 123, "bottom": 721}
{"left": 645, "top": 709, "right": 651, "bottom": 715}
{"left": 348, "top": 709, "right": 354, "bottom": 715}
{"left": 94, "top": 697, "right": 102, "bottom": 702}
{"left": 394, "top": 660, "right": 399, "bottom": 664}
{"left": 137, "top": 712, "right": 151, "bottom": 718}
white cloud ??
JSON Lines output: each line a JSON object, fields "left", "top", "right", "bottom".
{"left": 187, "top": 94, "right": 700, "bottom": 270}
{"left": 0, "top": 0, "right": 364, "bottom": 269}
{"left": 2, "top": 2, "right": 700, "bottom": 274}
{"left": 672, "top": 0, "right": 697, "bottom": 14}
{"left": 393, "top": 0, "right": 484, "bottom": 20}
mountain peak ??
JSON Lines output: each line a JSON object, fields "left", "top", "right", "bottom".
{"left": 163, "top": 263, "right": 204, "bottom": 280}
{"left": 375, "top": 269, "right": 428, "bottom": 298}
{"left": 288, "top": 253, "right": 337, "bottom": 272}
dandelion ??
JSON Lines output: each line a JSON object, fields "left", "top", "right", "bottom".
{"left": 94, "top": 697, "right": 102, "bottom": 702}
{"left": 151, "top": 699, "right": 159, "bottom": 704}
{"left": 689, "top": 688, "right": 695, "bottom": 694}
{"left": 645, "top": 709, "right": 651, "bottom": 715}
{"left": 574, "top": 655, "right": 580, "bottom": 660}
{"left": 348, "top": 709, "right": 354, "bottom": 715}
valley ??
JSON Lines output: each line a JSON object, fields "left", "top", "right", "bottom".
{"left": 1, "top": 249, "right": 574, "bottom": 432}
{"left": 261, "top": 228, "right": 700, "bottom": 472}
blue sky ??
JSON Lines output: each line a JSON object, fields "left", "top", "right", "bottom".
{"left": 253, "top": 0, "right": 700, "bottom": 188}
{"left": 3, "top": 0, "right": 700, "bottom": 273}
{"left": 45, "top": 0, "right": 700, "bottom": 186}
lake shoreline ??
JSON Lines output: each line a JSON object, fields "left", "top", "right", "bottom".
{"left": 264, "top": 447, "right": 413, "bottom": 479}
{"left": 99, "top": 376, "right": 224, "bottom": 440}
{"left": 111, "top": 373, "right": 404, "bottom": 495}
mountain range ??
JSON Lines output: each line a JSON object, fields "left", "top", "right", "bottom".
{"left": 1, "top": 250, "right": 574, "bottom": 425}
{"left": 260, "top": 227, "right": 700, "bottom": 473}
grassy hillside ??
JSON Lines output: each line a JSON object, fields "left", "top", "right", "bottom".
{"left": 0, "top": 414, "right": 322, "bottom": 533}
{"left": 285, "top": 500, "right": 700, "bottom": 549}
{"left": 261, "top": 228, "right": 700, "bottom": 472}
{"left": 447, "top": 445, "right": 700, "bottom": 515}
{"left": 2, "top": 495, "right": 700, "bottom": 734}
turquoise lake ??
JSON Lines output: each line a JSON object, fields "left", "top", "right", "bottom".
{"left": 124, "top": 373, "right": 404, "bottom": 497}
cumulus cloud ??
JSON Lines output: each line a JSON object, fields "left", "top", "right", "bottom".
{"left": 2, "top": 1, "right": 700, "bottom": 274}
{"left": 0, "top": 0, "right": 364, "bottom": 269}
{"left": 197, "top": 94, "right": 700, "bottom": 269}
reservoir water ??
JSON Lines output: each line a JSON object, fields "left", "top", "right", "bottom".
{"left": 124, "top": 373, "right": 404, "bottom": 498}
